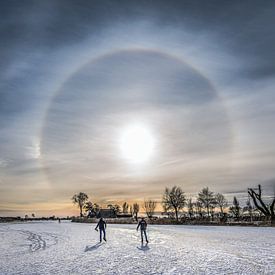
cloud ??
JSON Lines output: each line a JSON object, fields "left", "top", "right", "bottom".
{"left": 1, "top": 0, "right": 275, "bottom": 215}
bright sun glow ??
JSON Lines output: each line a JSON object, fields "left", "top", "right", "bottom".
{"left": 119, "top": 124, "right": 155, "bottom": 163}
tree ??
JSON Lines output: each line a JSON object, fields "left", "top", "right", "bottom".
{"left": 72, "top": 192, "right": 89, "bottom": 217}
{"left": 107, "top": 204, "right": 113, "bottom": 211}
{"left": 107, "top": 204, "right": 120, "bottom": 216}
{"left": 215, "top": 193, "right": 228, "bottom": 216}
{"left": 162, "top": 186, "right": 186, "bottom": 222}
{"left": 244, "top": 198, "right": 253, "bottom": 222}
{"left": 210, "top": 205, "right": 215, "bottom": 220}
{"left": 194, "top": 201, "right": 203, "bottom": 218}
{"left": 229, "top": 196, "right": 240, "bottom": 219}
{"left": 133, "top": 203, "right": 140, "bottom": 221}
{"left": 198, "top": 187, "right": 216, "bottom": 218}
{"left": 114, "top": 204, "right": 121, "bottom": 215}
{"left": 144, "top": 200, "right": 156, "bottom": 219}
{"left": 187, "top": 198, "right": 194, "bottom": 218}
{"left": 85, "top": 201, "right": 100, "bottom": 217}
{"left": 85, "top": 201, "right": 94, "bottom": 212}
{"left": 248, "top": 185, "right": 275, "bottom": 224}
{"left": 93, "top": 203, "right": 100, "bottom": 214}
{"left": 122, "top": 202, "right": 129, "bottom": 214}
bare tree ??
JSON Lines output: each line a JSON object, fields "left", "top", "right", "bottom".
{"left": 194, "top": 201, "right": 203, "bottom": 218}
{"left": 114, "top": 204, "right": 121, "bottom": 215}
{"left": 162, "top": 186, "right": 186, "bottom": 222}
{"left": 85, "top": 201, "right": 94, "bottom": 214}
{"left": 133, "top": 203, "right": 140, "bottom": 221}
{"left": 107, "top": 204, "right": 113, "bottom": 211}
{"left": 85, "top": 201, "right": 100, "bottom": 217}
{"left": 244, "top": 198, "right": 253, "bottom": 222}
{"left": 248, "top": 185, "right": 275, "bottom": 224}
{"left": 144, "top": 200, "right": 157, "bottom": 219}
{"left": 93, "top": 203, "right": 100, "bottom": 213}
{"left": 210, "top": 205, "right": 216, "bottom": 220}
{"left": 187, "top": 198, "right": 194, "bottom": 218}
{"left": 198, "top": 187, "right": 216, "bottom": 218}
{"left": 215, "top": 193, "right": 228, "bottom": 216}
{"left": 122, "top": 202, "right": 129, "bottom": 214}
{"left": 229, "top": 196, "right": 240, "bottom": 219}
{"left": 72, "top": 192, "right": 89, "bottom": 217}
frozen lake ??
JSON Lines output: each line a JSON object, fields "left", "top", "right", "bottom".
{"left": 0, "top": 221, "right": 274, "bottom": 274}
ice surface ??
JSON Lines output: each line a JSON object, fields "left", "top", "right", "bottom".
{"left": 0, "top": 221, "right": 274, "bottom": 274}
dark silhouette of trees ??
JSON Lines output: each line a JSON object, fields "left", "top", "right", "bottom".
{"left": 215, "top": 193, "right": 228, "bottom": 216}
{"left": 72, "top": 192, "right": 89, "bottom": 217}
{"left": 162, "top": 186, "right": 186, "bottom": 222}
{"left": 69, "top": 184, "right": 275, "bottom": 225}
{"left": 133, "top": 203, "right": 140, "bottom": 221}
{"left": 248, "top": 185, "right": 275, "bottom": 224}
{"left": 230, "top": 196, "right": 240, "bottom": 219}
{"left": 144, "top": 200, "right": 156, "bottom": 219}
{"left": 198, "top": 187, "right": 216, "bottom": 218}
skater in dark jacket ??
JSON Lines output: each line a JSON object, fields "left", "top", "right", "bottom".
{"left": 137, "top": 217, "right": 148, "bottom": 243}
{"left": 95, "top": 218, "right": 107, "bottom": 242}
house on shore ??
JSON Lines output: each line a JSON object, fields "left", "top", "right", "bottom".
{"left": 97, "top": 209, "right": 117, "bottom": 218}
{"left": 87, "top": 209, "right": 133, "bottom": 219}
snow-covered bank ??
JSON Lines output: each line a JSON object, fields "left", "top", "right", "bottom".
{"left": 0, "top": 221, "right": 274, "bottom": 274}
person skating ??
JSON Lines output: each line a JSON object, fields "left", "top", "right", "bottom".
{"left": 95, "top": 217, "right": 107, "bottom": 242}
{"left": 137, "top": 217, "right": 148, "bottom": 243}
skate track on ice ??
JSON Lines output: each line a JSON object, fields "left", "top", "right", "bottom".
{"left": 0, "top": 221, "right": 274, "bottom": 274}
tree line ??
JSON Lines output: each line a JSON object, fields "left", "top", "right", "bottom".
{"left": 72, "top": 184, "right": 275, "bottom": 224}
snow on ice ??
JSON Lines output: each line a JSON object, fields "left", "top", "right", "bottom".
{"left": 0, "top": 221, "right": 274, "bottom": 274}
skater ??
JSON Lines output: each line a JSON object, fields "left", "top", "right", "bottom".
{"left": 137, "top": 217, "right": 148, "bottom": 243}
{"left": 95, "top": 217, "right": 107, "bottom": 242}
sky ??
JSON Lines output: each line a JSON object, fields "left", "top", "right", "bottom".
{"left": 1, "top": 0, "right": 275, "bottom": 216}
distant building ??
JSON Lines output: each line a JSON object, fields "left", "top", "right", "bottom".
{"left": 97, "top": 209, "right": 117, "bottom": 218}
{"left": 87, "top": 209, "right": 134, "bottom": 219}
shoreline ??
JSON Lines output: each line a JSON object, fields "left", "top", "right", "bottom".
{"left": 71, "top": 217, "right": 274, "bottom": 227}
{"left": 1, "top": 217, "right": 274, "bottom": 227}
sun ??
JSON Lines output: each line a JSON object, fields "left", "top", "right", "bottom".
{"left": 119, "top": 124, "right": 155, "bottom": 163}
